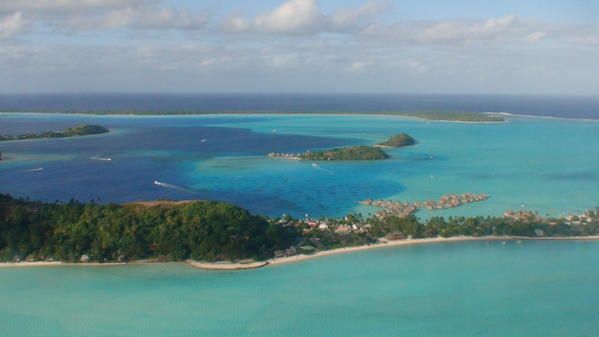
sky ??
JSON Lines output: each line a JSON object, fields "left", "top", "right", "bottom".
{"left": 0, "top": 0, "right": 598, "bottom": 94}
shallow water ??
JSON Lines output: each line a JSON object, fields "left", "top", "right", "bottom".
{"left": 0, "top": 113, "right": 597, "bottom": 217}
{"left": 1, "top": 241, "right": 598, "bottom": 337}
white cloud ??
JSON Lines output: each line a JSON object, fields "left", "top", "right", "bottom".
{"left": 129, "top": 8, "right": 208, "bottom": 30}
{"left": 564, "top": 29, "right": 599, "bottom": 45}
{"left": 358, "top": 14, "right": 598, "bottom": 48}
{"left": 0, "top": 1, "right": 156, "bottom": 13}
{"left": 400, "top": 60, "right": 429, "bottom": 73}
{"left": 348, "top": 60, "right": 372, "bottom": 73}
{"left": 417, "top": 15, "right": 522, "bottom": 43}
{"left": 571, "top": 35, "right": 599, "bottom": 45}
{"left": 229, "top": 0, "right": 387, "bottom": 35}
{"left": 2, "top": 0, "right": 207, "bottom": 32}
{"left": 254, "top": 0, "right": 325, "bottom": 34}
{"left": 331, "top": 1, "right": 389, "bottom": 31}
{"left": 67, "top": 7, "right": 209, "bottom": 31}
{"left": 526, "top": 31, "right": 546, "bottom": 42}
{"left": 0, "top": 12, "right": 26, "bottom": 39}
{"left": 2, "top": 1, "right": 599, "bottom": 94}
{"left": 224, "top": 16, "right": 250, "bottom": 32}
{"left": 3, "top": 37, "right": 599, "bottom": 95}
{"left": 267, "top": 54, "right": 299, "bottom": 68}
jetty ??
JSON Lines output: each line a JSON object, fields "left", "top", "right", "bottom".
{"left": 361, "top": 193, "right": 489, "bottom": 218}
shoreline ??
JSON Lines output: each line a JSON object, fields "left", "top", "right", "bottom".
{"left": 2, "top": 236, "right": 598, "bottom": 270}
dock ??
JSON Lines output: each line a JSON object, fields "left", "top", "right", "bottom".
{"left": 361, "top": 193, "right": 489, "bottom": 218}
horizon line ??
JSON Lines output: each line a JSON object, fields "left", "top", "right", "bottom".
{"left": 1, "top": 92, "right": 598, "bottom": 98}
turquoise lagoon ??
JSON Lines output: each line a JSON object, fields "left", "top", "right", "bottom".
{"left": 0, "top": 113, "right": 597, "bottom": 218}
{"left": 1, "top": 241, "right": 598, "bottom": 337}
{"left": 1, "top": 113, "right": 599, "bottom": 337}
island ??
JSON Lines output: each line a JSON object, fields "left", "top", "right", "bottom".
{"left": 270, "top": 145, "right": 390, "bottom": 161}
{"left": 0, "top": 124, "right": 109, "bottom": 141}
{"left": 1, "top": 193, "right": 597, "bottom": 268}
{"left": 269, "top": 133, "right": 417, "bottom": 161}
{"left": 376, "top": 133, "right": 417, "bottom": 147}
{"left": 389, "top": 111, "right": 505, "bottom": 122}
{"left": 1, "top": 110, "right": 506, "bottom": 122}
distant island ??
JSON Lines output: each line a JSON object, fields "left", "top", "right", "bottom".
{"left": 300, "top": 146, "right": 390, "bottom": 161}
{"left": 269, "top": 133, "right": 417, "bottom": 161}
{"left": 0, "top": 124, "right": 109, "bottom": 142}
{"left": 376, "top": 133, "right": 417, "bottom": 147}
{"left": 0, "top": 194, "right": 597, "bottom": 267}
{"left": 270, "top": 145, "right": 390, "bottom": 161}
{"left": 390, "top": 111, "right": 505, "bottom": 122}
{"left": 1, "top": 111, "right": 505, "bottom": 122}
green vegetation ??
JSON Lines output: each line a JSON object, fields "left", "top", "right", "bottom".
{"left": 0, "top": 195, "right": 297, "bottom": 262}
{"left": 0, "top": 124, "right": 109, "bottom": 141}
{"left": 368, "top": 213, "right": 598, "bottom": 239}
{"left": 299, "top": 146, "right": 390, "bottom": 161}
{"left": 377, "top": 133, "right": 416, "bottom": 147}
{"left": 1, "top": 194, "right": 596, "bottom": 263}
{"left": 271, "top": 133, "right": 415, "bottom": 161}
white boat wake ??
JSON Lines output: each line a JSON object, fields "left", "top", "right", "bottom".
{"left": 90, "top": 156, "right": 112, "bottom": 161}
{"left": 311, "top": 162, "right": 334, "bottom": 174}
{"left": 153, "top": 180, "right": 194, "bottom": 193}
{"left": 25, "top": 168, "right": 44, "bottom": 172}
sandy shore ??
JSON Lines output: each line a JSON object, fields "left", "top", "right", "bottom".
{"left": 0, "top": 261, "right": 127, "bottom": 268}
{"left": 2, "top": 236, "right": 598, "bottom": 270}
{"left": 268, "top": 235, "right": 599, "bottom": 267}
{"left": 268, "top": 236, "right": 488, "bottom": 266}
{"left": 185, "top": 260, "right": 269, "bottom": 270}
{"left": 511, "top": 235, "right": 599, "bottom": 241}
{"left": 268, "top": 235, "right": 599, "bottom": 265}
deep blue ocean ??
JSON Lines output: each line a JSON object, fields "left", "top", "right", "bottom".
{"left": 1, "top": 94, "right": 598, "bottom": 119}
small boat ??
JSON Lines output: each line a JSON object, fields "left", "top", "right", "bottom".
{"left": 201, "top": 139, "right": 207, "bottom": 143}
{"left": 312, "top": 163, "right": 319, "bottom": 168}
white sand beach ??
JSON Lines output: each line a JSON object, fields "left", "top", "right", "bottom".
{"left": 2, "top": 236, "right": 597, "bottom": 270}
{"left": 185, "top": 260, "right": 269, "bottom": 270}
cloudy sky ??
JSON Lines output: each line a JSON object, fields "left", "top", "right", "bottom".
{"left": 1, "top": 0, "right": 598, "bottom": 94}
